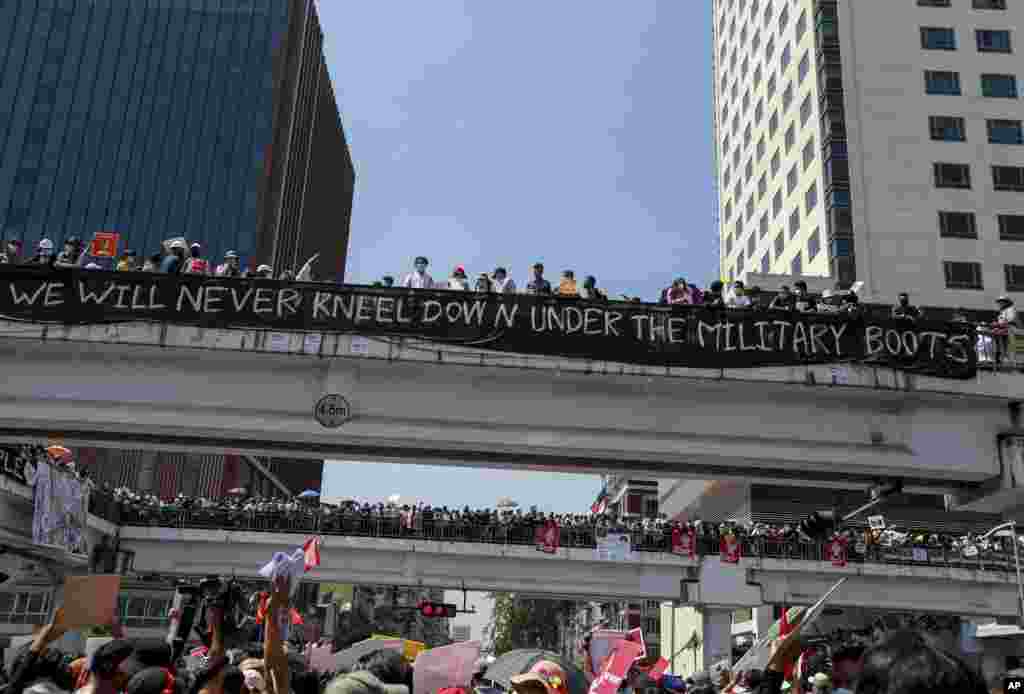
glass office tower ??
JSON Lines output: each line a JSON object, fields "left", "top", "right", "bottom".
{"left": 0, "top": 0, "right": 354, "bottom": 279}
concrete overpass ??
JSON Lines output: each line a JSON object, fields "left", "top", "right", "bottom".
{"left": 0, "top": 320, "right": 1021, "bottom": 499}
{"left": 115, "top": 525, "right": 1023, "bottom": 618}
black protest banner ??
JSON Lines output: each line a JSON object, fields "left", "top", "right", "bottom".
{"left": 0, "top": 267, "right": 977, "bottom": 379}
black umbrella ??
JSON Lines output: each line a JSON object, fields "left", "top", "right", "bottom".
{"left": 483, "top": 649, "right": 588, "bottom": 694}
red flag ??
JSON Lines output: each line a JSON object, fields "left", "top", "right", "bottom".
{"left": 720, "top": 534, "right": 741, "bottom": 563}
{"left": 647, "top": 658, "right": 669, "bottom": 682}
{"left": 780, "top": 607, "right": 796, "bottom": 681}
{"left": 827, "top": 538, "right": 847, "bottom": 568}
{"left": 303, "top": 537, "right": 321, "bottom": 571}
{"left": 671, "top": 527, "right": 696, "bottom": 558}
{"left": 536, "top": 520, "right": 559, "bottom": 554}
{"left": 255, "top": 593, "right": 270, "bottom": 625}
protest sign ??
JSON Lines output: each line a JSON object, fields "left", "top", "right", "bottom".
{"left": 414, "top": 641, "right": 481, "bottom": 694}
{"left": 62, "top": 575, "right": 121, "bottom": 629}
{"left": 588, "top": 640, "right": 643, "bottom": 694}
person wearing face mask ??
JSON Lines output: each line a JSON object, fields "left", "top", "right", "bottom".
{"left": 526, "top": 263, "right": 551, "bottom": 295}
{"left": 401, "top": 256, "right": 434, "bottom": 289}
{"left": 183, "top": 243, "right": 209, "bottom": 275}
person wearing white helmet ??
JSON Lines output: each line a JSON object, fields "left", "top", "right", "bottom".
{"left": 160, "top": 239, "right": 186, "bottom": 274}
{"left": 216, "top": 251, "right": 242, "bottom": 277}
{"left": 248, "top": 263, "right": 273, "bottom": 279}
{"left": 29, "top": 239, "right": 56, "bottom": 267}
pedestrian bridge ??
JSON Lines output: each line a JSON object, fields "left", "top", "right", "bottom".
{"left": 0, "top": 314, "right": 1020, "bottom": 497}
{"left": 116, "top": 524, "right": 1022, "bottom": 618}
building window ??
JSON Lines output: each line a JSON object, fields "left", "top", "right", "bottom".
{"left": 781, "top": 43, "right": 791, "bottom": 71}
{"left": 791, "top": 253, "right": 803, "bottom": 275}
{"left": 778, "top": 4, "right": 788, "bottom": 30}
{"left": 787, "top": 164, "right": 799, "bottom": 194}
{"left": 999, "top": 214, "right": 1024, "bottom": 241}
{"left": 943, "top": 261, "right": 984, "bottom": 290}
{"left": 769, "top": 110, "right": 779, "bottom": 137}
{"left": 925, "top": 70, "right": 961, "bottom": 95}
{"left": 796, "top": 10, "right": 807, "bottom": 40}
{"left": 747, "top": 231, "right": 756, "bottom": 257}
{"left": 789, "top": 208, "right": 800, "bottom": 238}
{"left": 988, "top": 119, "right": 1024, "bottom": 144}
{"left": 920, "top": 27, "right": 957, "bottom": 50}
{"left": 725, "top": 233, "right": 733, "bottom": 254}
{"left": 939, "top": 211, "right": 978, "bottom": 238}
{"left": 981, "top": 73, "right": 1018, "bottom": 98}
{"left": 724, "top": 200, "right": 733, "bottom": 221}
{"left": 800, "top": 94, "right": 812, "bottom": 125}
{"left": 782, "top": 82, "right": 794, "bottom": 111}
{"left": 758, "top": 173, "right": 767, "bottom": 199}
{"left": 737, "top": 249, "right": 745, "bottom": 273}
{"left": 773, "top": 189, "right": 783, "bottom": 217}
{"left": 771, "top": 149, "right": 781, "bottom": 176}
{"left": 805, "top": 182, "right": 818, "bottom": 212}
{"left": 775, "top": 231, "right": 784, "bottom": 256}
{"left": 723, "top": 167, "right": 731, "bottom": 189}
{"left": 973, "top": 0, "right": 1007, "bottom": 10}
{"left": 803, "top": 138, "right": 816, "bottom": 169}
{"left": 785, "top": 123, "right": 796, "bottom": 152}
{"left": 798, "top": 52, "right": 810, "bottom": 83}
{"left": 761, "top": 253, "right": 770, "bottom": 273}
{"left": 1006, "top": 266, "right": 1024, "bottom": 291}
{"left": 759, "top": 212, "right": 769, "bottom": 238}
{"left": 808, "top": 228, "right": 821, "bottom": 260}
{"left": 745, "top": 158, "right": 754, "bottom": 182}
{"left": 755, "top": 98, "right": 764, "bottom": 123}
{"left": 977, "top": 29, "right": 1012, "bottom": 53}
{"left": 746, "top": 195, "right": 755, "bottom": 220}
{"left": 918, "top": 0, "right": 951, "bottom": 6}
{"left": 993, "top": 166, "right": 1024, "bottom": 191}
{"left": 767, "top": 73, "right": 777, "bottom": 100}
{"left": 933, "top": 162, "right": 971, "bottom": 188}
{"left": 929, "top": 115, "right": 966, "bottom": 141}
{"left": 744, "top": 123, "right": 752, "bottom": 147}
{"left": 757, "top": 135, "right": 766, "bottom": 160}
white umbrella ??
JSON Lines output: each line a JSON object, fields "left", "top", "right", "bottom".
{"left": 496, "top": 497, "right": 519, "bottom": 509}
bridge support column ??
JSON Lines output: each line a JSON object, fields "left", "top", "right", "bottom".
{"left": 701, "top": 607, "right": 733, "bottom": 670}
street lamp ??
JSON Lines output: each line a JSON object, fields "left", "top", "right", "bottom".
{"left": 979, "top": 520, "right": 1024, "bottom": 627}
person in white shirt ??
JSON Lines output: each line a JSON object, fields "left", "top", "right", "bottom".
{"left": 994, "top": 295, "right": 1022, "bottom": 365}
{"left": 401, "top": 256, "right": 434, "bottom": 289}
{"left": 491, "top": 267, "right": 516, "bottom": 293}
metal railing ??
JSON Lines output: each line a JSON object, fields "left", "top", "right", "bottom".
{"left": 104, "top": 506, "right": 1020, "bottom": 574}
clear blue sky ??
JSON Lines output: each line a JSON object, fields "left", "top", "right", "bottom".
{"left": 317, "top": 1, "right": 714, "bottom": 510}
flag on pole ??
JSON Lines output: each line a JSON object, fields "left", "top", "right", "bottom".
{"left": 303, "top": 537, "right": 321, "bottom": 572}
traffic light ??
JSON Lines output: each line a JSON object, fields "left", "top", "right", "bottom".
{"left": 419, "top": 601, "right": 457, "bottom": 618}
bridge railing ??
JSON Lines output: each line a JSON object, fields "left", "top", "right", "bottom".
{"left": 111, "top": 507, "right": 1018, "bottom": 573}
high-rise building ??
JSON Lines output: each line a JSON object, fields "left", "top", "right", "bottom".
{"left": 0, "top": 0, "right": 354, "bottom": 279}
{"left": 713, "top": 0, "right": 1023, "bottom": 308}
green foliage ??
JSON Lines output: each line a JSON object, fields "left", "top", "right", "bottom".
{"left": 486, "top": 593, "right": 572, "bottom": 656}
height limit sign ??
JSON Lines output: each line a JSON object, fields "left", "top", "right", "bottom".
{"left": 314, "top": 394, "right": 352, "bottom": 429}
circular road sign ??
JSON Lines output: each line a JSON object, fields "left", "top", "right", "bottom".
{"left": 314, "top": 394, "right": 351, "bottom": 429}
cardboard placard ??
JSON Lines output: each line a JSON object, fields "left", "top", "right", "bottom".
{"left": 89, "top": 232, "right": 120, "bottom": 258}
{"left": 62, "top": 575, "right": 121, "bottom": 629}
{"left": 867, "top": 515, "right": 886, "bottom": 530}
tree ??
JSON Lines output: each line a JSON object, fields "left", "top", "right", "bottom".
{"left": 487, "top": 593, "right": 573, "bottom": 656}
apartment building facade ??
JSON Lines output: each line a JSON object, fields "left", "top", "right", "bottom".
{"left": 714, "top": 0, "right": 1024, "bottom": 309}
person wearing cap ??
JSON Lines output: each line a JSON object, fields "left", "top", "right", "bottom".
{"left": 216, "top": 251, "right": 242, "bottom": 277}
{"left": 183, "top": 243, "right": 209, "bottom": 275}
{"left": 891, "top": 292, "right": 921, "bottom": 321}
{"left": 160, "top": 240, "right": 186, "bottom": 274}
{"left": 510, "top": 660, "right": 569, "bottom": 694}
{"left": 401, "top": 256, "right": 434, "bottom": 289}
{"left": 381, "top": 275, "right": 395, "bottom": 288}
{"left": 248, "top": 264, "right": 273, "bottom": 279}
{"left": 27, "top": 238, "right": 56, "bottom": 267}
{"left": 0, "top": 238, "right": 22, "bottom": 264}
{"left": 448, "top": 265, "right": 470, "bottom": 290}
{"left": 526, "top": 263, "right": 551, "bottom": 295}
{"left": 491, "top": 267, "right": 516, "bottom": 293}
{"left": 117, "top": 249, "right": 138, "bottom": 272}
